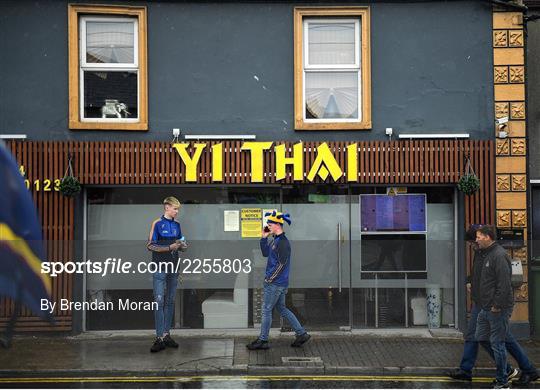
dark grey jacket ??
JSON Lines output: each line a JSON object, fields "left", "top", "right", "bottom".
{"left": 478, "top": 242, "right": 514, "bottom": 310}
{"left": 469, "top": 246, "right": 482, "bottom": 304}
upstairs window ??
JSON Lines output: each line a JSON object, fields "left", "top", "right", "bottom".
{"left": 68, "top": 5, "right": 147, "bottom": 130}
{"left": 294, "top": 8, "right": 371, "bottom": 130}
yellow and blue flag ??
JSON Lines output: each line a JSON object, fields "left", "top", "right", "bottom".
{"left": 0, "top": 142, "right": 52, "bottom": 325}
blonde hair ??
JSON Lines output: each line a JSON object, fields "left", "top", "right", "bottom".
{"left": 163, "top": 196, "right": 181, "bottom": 208}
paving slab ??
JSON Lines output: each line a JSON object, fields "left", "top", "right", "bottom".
{"left": 0, "top": 334, "right": 538, "bottom": 378}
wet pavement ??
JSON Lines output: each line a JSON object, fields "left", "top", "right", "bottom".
{"left": 1, "top": 376, "right": 539, "bottom": 389}
{"left": 0, "top": 334, "right": 539, "bottom": 388}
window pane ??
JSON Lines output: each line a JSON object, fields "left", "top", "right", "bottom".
{"left": 83, "top": 71, "right": 138, "bottom": 119}
{"left": 86, "top": 21, "right": 135, "bottom": 64}
{"left": 305, "top": 72, "right": 359, "bottom": 119}
{"left": 308, "top": 22, "right": 356, "bottom": 65}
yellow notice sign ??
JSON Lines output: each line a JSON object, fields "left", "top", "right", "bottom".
{"left": 241, "top": 208, "right": 262, "bottom": 238}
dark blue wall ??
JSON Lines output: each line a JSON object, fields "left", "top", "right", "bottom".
{"left": 0, "top": 1, "right": 494, "bottom": 141}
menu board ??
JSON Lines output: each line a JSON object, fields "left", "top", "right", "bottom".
{"left": 360, "top": 194, "right": 426, "bottom": 232}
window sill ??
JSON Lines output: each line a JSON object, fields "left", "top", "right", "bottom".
{"left": 69, "top": 121, "right": 148, "bottom": 131}
{"left": 295, "top": 120, "right": 372, "bottom": 131}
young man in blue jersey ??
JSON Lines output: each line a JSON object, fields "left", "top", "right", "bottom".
{"left": 247, "top": 211, "right": 310, "bottom": 350}
{"left": 147, "top": 196, "right": 186, "bottom": 353}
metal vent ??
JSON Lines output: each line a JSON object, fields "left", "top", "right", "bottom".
{"left": 281, "top": 356, "right": 323, "bottom": 366}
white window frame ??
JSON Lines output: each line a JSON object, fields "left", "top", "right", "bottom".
{"left": 302, "top": 18, "right": 362, "bottom": 123}
{"left": 79, "top": 15, "right": 140, "bottom": 123}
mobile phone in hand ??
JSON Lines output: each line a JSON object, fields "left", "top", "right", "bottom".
{"left": 263, "top": 226, "right": 270, "bottom": 233}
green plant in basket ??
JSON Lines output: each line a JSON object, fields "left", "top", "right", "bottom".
{"left": 457, "top": 174, "right": 480, "bottom": 195}
{"left": 59, "top": 175, "right": 81, "bottom": 197}
{"left": 457, "top": 156, "right": 480, "bottom": 195}
{"left": 59, "top": 154, "right": 81, "bottom": 197}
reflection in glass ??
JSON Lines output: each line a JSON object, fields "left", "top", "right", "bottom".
{"left": 305, "top": 72, "right": 358, "bottom": 119}
{"left": 83, "top": 71, "right": 138, "bottom": 119}
{"left": 86, "top": 21, "right": 135, "bottom": 64}
{"left": 361, "top": 235, "right": 427, "bottom": 272}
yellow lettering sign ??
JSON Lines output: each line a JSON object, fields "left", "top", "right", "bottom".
{"left": 172, "top": 143, "right": 206, "bottom": 182}
{"left": 307, "top": 143, "right": 343, "bottom": 182}
{"left": 211, "top": 143, "right": 223, "bottom": 182}
{"left": 171, "top": 141, "right": 355, "bottom": 183}
{"left": 240, "top": 142, "right": 273, "bottom": 183}
{"left": 276, "top": 142, "right": 303, "bottom": 181}
{"left": 346, "top": 143, "right": 358, "bottom": 182}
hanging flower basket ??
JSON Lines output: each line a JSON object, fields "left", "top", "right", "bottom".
{"left": 59, "top": 154, "right": 81, "bottom": 197}
{"left": 457, "top": 156, "right": 480, "bottom": 195}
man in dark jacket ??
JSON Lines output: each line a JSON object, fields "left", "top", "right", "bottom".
{"left": 448, "top": 226, "right": 517, "bottom": 382}
{"left": 448, "top": 225, "right": 537, "bottom": 385}
{"left": 474, "top": 225, "right": 538, "bottom": 388}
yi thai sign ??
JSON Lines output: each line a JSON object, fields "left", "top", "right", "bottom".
{"left": 172, "top": 142, "right": 359, "bottom": 183}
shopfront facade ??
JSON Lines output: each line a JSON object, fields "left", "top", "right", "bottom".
{"left": 2, "top": 140, "right": 494, "bottom": 333}
{"left": 0, "top": 0, "right": 532, "bottom": 336}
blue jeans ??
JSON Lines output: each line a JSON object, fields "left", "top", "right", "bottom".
{"left": 259, "top": 282, "right": 305, "bottom": 341}
{"left": 153, "top": 271, "right": 178, "bottom": 337}
{"left": 476, "top": 308, "right": 513, "bottom": 383}
{"left": 460, "top": 304, "right": 511, "bottom": 376}
{"left": 472, "top": 306, "right": 536, "bottom": 382}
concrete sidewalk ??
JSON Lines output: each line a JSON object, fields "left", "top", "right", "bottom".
{"left": 0, "top": 333, "right": 539, "bottom": 377}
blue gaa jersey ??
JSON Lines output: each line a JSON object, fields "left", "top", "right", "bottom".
{"left": 147, "top": 215, "right": 183, "bottom": 263}
{"left": 260, "top": 233, "right": 291, "bottom": 287}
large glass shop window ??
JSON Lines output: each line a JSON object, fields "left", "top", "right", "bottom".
{"left": 85, "top": 186, "right": 456, "bottom": 330}
{"left": 351, "top": 187, "right": 456, "bottom": 328}
{"left": 86, "top": 187, "right": 279, "bottom": 330}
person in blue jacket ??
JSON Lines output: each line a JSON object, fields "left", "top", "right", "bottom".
{"left": 147, "top": 196, "right": 187, "bottom": 353}
{"left": 247, "top": 211, "right": 310, "bottom": 350}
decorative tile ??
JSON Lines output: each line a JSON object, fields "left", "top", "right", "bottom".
{"left": 511, "top": 174, "right": 526, "bottom": 191}
{"left": 497, "top": 210, "right": 511, "bottom": 227}
{"left": 512, "top": 247, "right": 527, "bottom": 261}
{"left": 495, "top": 102, "right": 509, "bottom": 119}
{"left": 496, "top": 139, "right": 510, "bottom": 155}
{"left": 510, "top": 102, "right": 525, "bottom": 119}
{"left": 494, "top": 30, "right": 508, "bottom": 47}
{"left": 512, "top": 210, "right": 526, "bottom": 227}
{"left": 515, "top": 283, "right": 528, "bottom": 301}
{"left": 494, "top": 66, "right": 509, "bottom": 83}
{"left": 509, "top": 66, "right": 524, "bottom": 83}
{"left": 511, "top": 138, "right": 526, "bottom": 155}
{"left": 497, "top": 175, "right": 511, "bottom": 191}
{"left": 509, "top": 30, "right": 524, "bottom": 47}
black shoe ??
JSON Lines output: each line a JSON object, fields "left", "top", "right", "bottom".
{"left": 150, "top": 337, "right": 165, "bottom": 353}
{"left": 163, "top": 334, "right": 179, "bottom": 348}
{"left": 447, "top": 369, "right": 472, "bottom": 382}
{"left": 513, "top": 370, "right": 539, "bottom": 386}
{"left": 246, "top": 338, "right": 269, "bottom": 350}
{"left": 291, "top": 332, "right": 311, "bottom": 347}
{"left": 492, "top": 381, "right": 509, "bottom": 389}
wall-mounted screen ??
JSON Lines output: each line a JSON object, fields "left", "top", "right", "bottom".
{"left": 360, "top": 234, "right": 427, "bottom": 272}
{"left": 360, "top": 194, "right": 426, "bottom": 232}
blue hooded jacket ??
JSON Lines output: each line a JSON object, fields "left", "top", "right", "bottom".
{"left": 260, "top": 233, "right": 291, "bottom": 287}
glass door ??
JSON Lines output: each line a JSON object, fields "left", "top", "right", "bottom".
{"left": 280, "top": 184, "right": 350, "bottom": 330}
